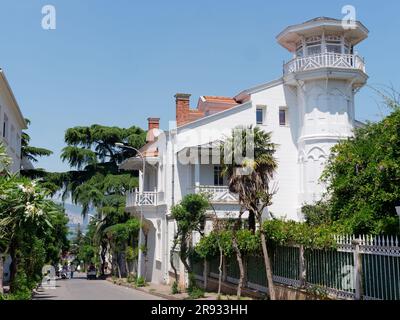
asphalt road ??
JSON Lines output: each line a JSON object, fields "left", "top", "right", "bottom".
{"left": 33, "top": 273, "right": 164, "bottom": 300}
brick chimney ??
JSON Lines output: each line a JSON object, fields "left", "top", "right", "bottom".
{"left": 175, "top": 93, "right": 191, "bottom": 126}
{"left": 147, "top": 117, "right": 160, "bottom": 131}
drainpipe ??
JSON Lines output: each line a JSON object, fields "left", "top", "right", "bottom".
{"left": 171, "top": 128, "right": 177, "bottom": 206}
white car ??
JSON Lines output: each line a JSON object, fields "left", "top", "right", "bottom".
{"left": 86, "top": 267, "right": 97, "bottom": 280}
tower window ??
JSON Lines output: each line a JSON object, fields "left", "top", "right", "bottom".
{"left": 307, "top": 44, "right": 321, "bottom": 56}
{"left": 326, "top": 44, "right": 342, "bottom": 54}
{"left": 279, "top": 108, "right": 288, "bottom": 126}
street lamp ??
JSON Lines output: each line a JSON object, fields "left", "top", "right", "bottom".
{"left": 115, "top": 142, "right": 145, "bottom": 281}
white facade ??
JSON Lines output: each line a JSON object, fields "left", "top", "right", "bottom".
{"left": 120, "top": 17, "right": 369, "bottom": 285}
{"left": 0, "top": 69, "right": 27, "bottom": 173}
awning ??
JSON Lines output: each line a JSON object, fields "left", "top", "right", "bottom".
{"left": 177, "top": 140, "right": 222, "bottom": 155}
{"left": 119, "top": 157, "right": 159, "bottom": 171}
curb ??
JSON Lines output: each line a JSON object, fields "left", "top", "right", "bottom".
{"left": 106, "top": 278, "right": 181, "bottom": 300}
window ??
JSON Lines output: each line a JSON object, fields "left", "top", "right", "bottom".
{"left": 279, "top": 108, "right": 288, "bottom": 126}
{"left": 214, "top": 166, "right": 223, "bottom": 186}
{"left": 296, "top": 44, "right": 304, "bottom": 58}
{"left": 3, "top": 114, "right": 8, "bottom": 140}
{"left": 326, "top": 44, "right": 342, "bottom": 54}
{"left": 307, "top": 44, "right": 321, "bottom": 56}
{"left": 305, "top": 36, "right": 322, "bottom": 56}
{"left": 256, "top": 107, "right": 265, "bottom": 124}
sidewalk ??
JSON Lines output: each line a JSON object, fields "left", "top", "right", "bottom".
{"left": 106, "top": 277, "right": 246, "bottom": 300}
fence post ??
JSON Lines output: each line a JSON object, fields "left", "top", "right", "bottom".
{"left": 299, "top": 245, "right": 306, "bottom": 288}
{"left": 352, "top": 239, "right": 363, "bottom": 300}
{"left": 203, "top": 259, "right": 209, "bottom": 290}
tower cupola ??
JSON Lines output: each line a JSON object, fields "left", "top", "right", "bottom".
{"left": 276, "top": 17, "right": 369, "bottom": 83}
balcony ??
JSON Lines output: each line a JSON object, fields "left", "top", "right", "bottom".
{"left": 284, "top": 53, "right": 365, "bottom": 75}
{"left": 193, "top": 185, "right": 239, "bottom": 203}
{"left": 126, "top": 189, "right": 165, "bottom": 207}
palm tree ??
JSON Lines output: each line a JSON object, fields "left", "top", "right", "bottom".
{"left": 221, "top": 126, "right": 278, "bottom": 300}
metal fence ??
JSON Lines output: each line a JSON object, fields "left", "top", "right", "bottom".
{"left": 190, "top": 235, "right": 400, "bottom": 300}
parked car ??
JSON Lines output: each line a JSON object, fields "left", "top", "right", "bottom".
{"left": 87, "top": 265, "right": 97, "bottom": 280}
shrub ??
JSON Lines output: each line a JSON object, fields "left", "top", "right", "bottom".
{"left": 171, "top": 281, "right": 180, "bottom": 295}
{"left": 187, "top": 273, "right": 204, "bottom": 299}
{"left": 134, "top": 276, "right": 146, "bottom": 287}
{"left": 188, "top": 286, "right": 205, "bottom": 300}
{"left": 127, "top": 274, "right": 135, "bottom": 283}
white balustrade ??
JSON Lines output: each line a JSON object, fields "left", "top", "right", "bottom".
{"left": 126, "top": 189, "right": 164, "bottom": 207}
{"left": 194, "top": 185, "right": 239, "bottom": 203}
{"left": 284, "top": 53, "right": 365, "bottom": 75}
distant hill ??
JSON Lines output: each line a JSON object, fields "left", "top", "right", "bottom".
{"left": 56, "top": 202, "right": 96, "bottom": 238}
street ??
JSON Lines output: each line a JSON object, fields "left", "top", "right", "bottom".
{"left": 33, "top": 273, "right": 165, "bottom": 300}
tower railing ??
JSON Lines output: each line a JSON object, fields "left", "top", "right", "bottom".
{"left": 284, "top": 53, "right": 365, "bottom": 75}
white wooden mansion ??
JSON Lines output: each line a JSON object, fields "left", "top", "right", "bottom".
{"left": 120, "top": 17, "right": 369, "bottom": 285}
{"left": 0, "top": 69, "right": 27, "bottom": 173}
{"left": 0, "top": 68, "right": 28, "bottom": 287}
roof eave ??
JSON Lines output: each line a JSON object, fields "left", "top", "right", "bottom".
{"left": 0, "top": 70, "right": 27, "bottom": 129}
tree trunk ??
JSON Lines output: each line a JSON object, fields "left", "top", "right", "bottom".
{"left": 260, "top": 232, "right": 276, "bottom": 300}
{"left": 180, "top": 242, "right": 192, "bottom": 275}
{"left": 170, "top": 249, "right": 178, "bottom": 284}
{"left": 232, "top": 236, "right": 245, "bottom": 299}
{"left": 248, "top": 210, "right": 256, "bottom": 234}
{"left": 125, "top": 259, "right": 130, "bottom": 277}
{"left": 170, "top": 234, "right": 179, "bottom": 284}
{"left": 100, "top": 241, "right": 107, "bottom": 276}
{"left": 218, "top": 246, "right": 223, "bottom": 297}
{"left": 116, "top": 251, "right": 122, "bottom": 279}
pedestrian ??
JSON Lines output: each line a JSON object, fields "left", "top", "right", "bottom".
{"left": 70, "top": 263, "right": 76, "bottom": 279}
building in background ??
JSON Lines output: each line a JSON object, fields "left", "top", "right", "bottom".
{"left": 0, "top": 68, "right": 28, "bottom": 286}
{"left": 120, "top": 17, "right": 369, "bottom": 285}
{"left": 0, "top": 68, "right": 27, "bottom": 173}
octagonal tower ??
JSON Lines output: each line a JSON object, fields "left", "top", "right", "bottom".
{"left": 277, "top": 17, "right": 369, "bottom": 205}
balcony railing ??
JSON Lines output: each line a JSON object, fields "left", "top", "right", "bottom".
{"left": 284, "top": 53, "right": 365, "bottom": 75}
{"left": 126, "top": 189, "right": 164, "bottom": 207}
{"left": 194, "top": 185, "right": 239, "bottom": 203}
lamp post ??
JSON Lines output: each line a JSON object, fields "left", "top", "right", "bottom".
{"left": 396, "top": 206, "right": 400, "bottom": 233}
{"left": 115, "top": 142, "right": 145, "bottom": 281}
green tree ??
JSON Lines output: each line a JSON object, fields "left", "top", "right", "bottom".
{"left": 221, "top": 126, "right": 278, "bottom": 299}
{"left": 104, "top": 218, "right": 140, "bottom": 278}
{"left": 21, "top": 119, "right": 53, "bottom": 165}
{"left": 321, "top": 95, "right": 400, "bottom": 235}
{"left": 1, "top": 136, "right": 68, "bottom": 299}
{"left": 170, "top": 194, "right": 209, "bottom": 288}
{"left": 39, "top": 124, "right": 146, "bottom": 276}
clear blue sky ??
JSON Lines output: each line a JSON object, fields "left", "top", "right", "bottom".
{"left": 1, "top": 0, "right": 399, "bottom": 172}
